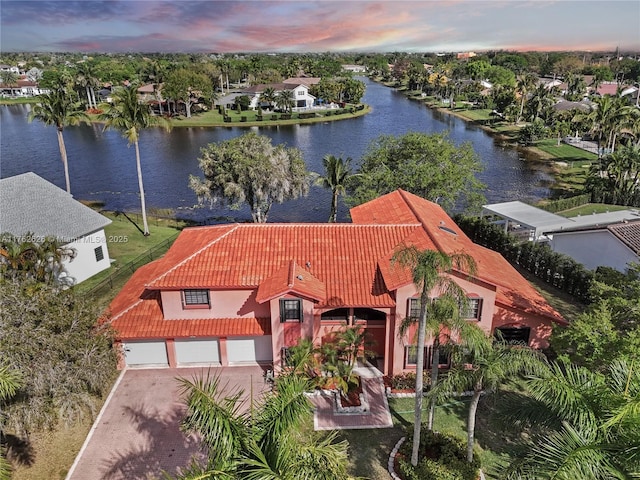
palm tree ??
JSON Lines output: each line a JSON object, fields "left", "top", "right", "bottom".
{"left": 76, "top": 62, "right": 99, "bottom": 110}
{"left": 432, "top": 336, "right": 545, "bottom": 462}
{"left": 516, "top": 73, "right": 538, "bottom": 124}
{"left": 314, "top": 155, "right": 353, "bottom": 222}
{"left": 29, "top": 87, "right": 89, "bottom": 194}
{"left": 99, "top": 85, "right": 171, "bottom": 236}
{"left": 174, "top": 370, "right": 350, "bottom": 479}
{"left": 275, "top": 89, "right": 295, "bottom": 113}
{"left": 391, "top": 246, "right": 482, "bottom": 467}
{"left": 0, "top": 363, "right": 22, "bottom": 480}
{"left": 503, "top": 357, "right": 640, "bottom": 479}
{"left": 0, "top": 234, "right": 75, "bottom": 284}
{"left": 260, "top": 86, "right": 276, "bottom": 111}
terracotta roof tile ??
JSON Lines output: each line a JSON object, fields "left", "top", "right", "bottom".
{"left": 111, "top": 292, "right": 271, "bottom": 339}
{"left": 351, "top": 190, "right": 565, "bottom": 323}
{"left": 109, "top": 190, "right": 565, "bottom": 341}
{"left": 256, "top": 260, "right": 327, "bottom": 303}
{"left": 146, "top": 223, "right": 420, "bottom": 307}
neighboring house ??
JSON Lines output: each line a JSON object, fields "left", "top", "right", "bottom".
{"left": 109, "top": 190, "right": 564, "bottom": 371}
{"left": 342, "top": 65, "right": 366, "bottom": 73}
{"left": 0, "top": 79, "right": 49, "bottom": 97}
{"left": 482, "top": 201, "right": 640, "bottom": 242}
{"left": 282, "top": 77, "right": 321, "bottom": 87}
{"left": 548, "top": 220, "right": 640, "bottom": 272}
{"left": 241, "top": 83, "right": 316, "bottom": 110}
{"left": 0, "top": 172, "right": 112, "bottom": 284}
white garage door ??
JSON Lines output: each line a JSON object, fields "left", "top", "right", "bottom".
{"left": 227, "top": 336, "right": 272, "bottom": 364}
{"left": 123, "top": 341, "right": 168, "bottom": 367}
{"left": 175, "top": 339, "right": 220, "bottom": 366}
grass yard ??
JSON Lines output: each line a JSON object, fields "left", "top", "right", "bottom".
{"left": 558, "top": 202, "right": 631, "bottom": 217}
{"left": 533, "top": 138, "right": 597, "bottom": 165}
{"left": 75, "top": 209, "right": 187, "bottom": 307}
{"left": 11, "top": 419, "right": 94, "bottom": 480}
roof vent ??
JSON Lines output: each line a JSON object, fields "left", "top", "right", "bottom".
{"left": 438, "top": 225, "right": 458, "bottom": 236}
{"left": 296, "top": 275, "right": 304, "bottom": 280}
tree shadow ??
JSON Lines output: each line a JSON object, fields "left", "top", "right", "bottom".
{"left": 100, "top": 401, "right": 205, "bottom": 480}
{"left": 3, "top": 433, "right": 35, "bottom": 467}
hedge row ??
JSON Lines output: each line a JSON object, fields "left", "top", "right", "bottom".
{"left": 539, "top": 194, "right": 592, "bottom": 213}
{"left": 455, "top": 215, "right": 594, "bottom": 302}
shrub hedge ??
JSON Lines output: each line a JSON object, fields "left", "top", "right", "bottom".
{"left": 398, "top": 429, "right": 480, "bottom": 480}
{"left": 454, "top": 215, "right": 593, "bottom": 302}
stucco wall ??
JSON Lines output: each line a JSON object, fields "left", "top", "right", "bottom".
{"left": 390, "top": 275, "right": 499, "bottom": 375}
{"left": 63, "top": 229, "right": 110, "bottom": 284}
{"left": 160, "top": 289, "right": 270, "bottom": 320}
{"left": 492, "top": 305, "right": 556, "bottom": 349}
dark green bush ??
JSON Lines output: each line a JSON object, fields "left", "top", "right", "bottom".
{"left": 280, "top": 114, "right": 292, "bottom": 120}
{"left": 223, "top": 116, "right": 231, "bottom": 123}
{"left": 398, "top": 429, "right": 480, "bottom": 480}
{"left": 271, "top": 114, "right": 278, "bottom": 121}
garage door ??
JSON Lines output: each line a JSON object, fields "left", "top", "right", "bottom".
{"left": 227, "top": 336, "right": 272, "bottom": 364}
{"left": 175, "top": 339, "right": 220, "bottom": 366}
{"left": 123, "top": 341, "right": 168, "bottom": 367}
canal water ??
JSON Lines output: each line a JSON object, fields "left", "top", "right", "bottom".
{"left": 0, "top": 77, "right": 554, "bottom": 223}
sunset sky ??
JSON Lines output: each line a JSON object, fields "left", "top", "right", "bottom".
{"left": 1, "top": 0, "right": 638, "bottom": 54}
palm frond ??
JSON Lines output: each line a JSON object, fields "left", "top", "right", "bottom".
{"left": 177, "top": 372, "right": 248, "bottom": 464}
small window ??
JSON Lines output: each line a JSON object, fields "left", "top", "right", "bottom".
{"left": 405, "top": 345, "right": 450, "bottom": 368}
{"left": 409, "top": 298, "right": 421, "bottom": 321}
{"left": 183, "top": 289, "right": 210, "bottom": 308}
{"left": 462, "top": 297, "right": 482, "bottom": 321}
{"left": 280, "top": 299, "right": 302, "bottom": 323}
{"left": 94, "top": 246, "right": 104, "bottom": 262}
{"left": 405, "top": 345, "right": 420, "bottom": 366}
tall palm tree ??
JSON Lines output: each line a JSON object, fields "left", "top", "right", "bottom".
{"left": 391, "top": 246, "right": 482, "bottom": 467}
{"left": 174, "top": 371, "right": 350, "bottom": 479}
{"left": 29, "top": 87, "right": 89, "bottom": 194}
{"left": 503, "top": 357, "right": 640, "bottom": 479}
{"left": 516, "top": 73, "right": 538, "bottom": 124}
{"left": 275, "top": 89, "right": 295, "bottom": 113}
{"left": 76, "top": 62, "right": 99, "bottom": 110}
{"left": 100, "top": 85, "right": 171, "bottom": 236}
{"left": 314, "top": 155, "right": 353, "bottom": 222}
{"left": 432, "top": 336, "right": 545, "bottom": 462}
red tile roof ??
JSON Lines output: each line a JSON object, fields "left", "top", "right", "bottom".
{"left": 112, "top": 293, "right": 270, "bottom": 340}
{"left": 108, "top": 190, "right": 564, "bottom": 341}
{"left": 146, "top": 223, "right": 420, "bottom": 308}
{"left": 256, "top": 260, "right": 327, "bottom": 303}
{"left": 352, "top": 190, "right": 565, "bottom": 323}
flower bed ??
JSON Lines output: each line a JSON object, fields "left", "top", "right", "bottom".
{"left": 395, "top": 429, "right": 480, "bottom": 480}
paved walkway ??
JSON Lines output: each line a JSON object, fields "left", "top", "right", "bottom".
{"left": 66, "top": 366, "right": 270, "bottom": 480}
{"left": 311, "top": 365, "right": 393, "bottom": 430}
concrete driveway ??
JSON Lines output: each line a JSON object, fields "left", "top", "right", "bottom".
{"left": 66, "top": 366, "right": 271, "bottom": 480}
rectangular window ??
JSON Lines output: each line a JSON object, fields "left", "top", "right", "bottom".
{"left": 404, "top": 345, "right": 450, "bottom": 368}
{"left": 409, "top": 298, "right": 421, "bottom": 321}
{"left": 94, "top": 246, "right": 104, "bottom": 262}
{"left": 280, "top": 299, "right": 302, "bottom": 323}
{"left": 183, "top": 289, "right": 210, "bottom": 308}
{"left": 462, "top": 297, "right": 482, "bottom": 321}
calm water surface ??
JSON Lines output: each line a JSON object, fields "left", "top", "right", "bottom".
{"left": 0, "top": 78, "right": 554, "bottom": 223}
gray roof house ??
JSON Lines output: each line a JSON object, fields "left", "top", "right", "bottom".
{"left": 0, "top": 172, "right": 112, "bottom": 284}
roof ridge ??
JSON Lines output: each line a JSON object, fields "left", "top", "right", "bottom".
{"left": 398, "top": 189, "right": 448, "bottom": 251}
{"left": 147, "top": 224, "right": 239, "bottom": 287}
{"left": 288, "top": 259, "right": 296, "bottom": 288}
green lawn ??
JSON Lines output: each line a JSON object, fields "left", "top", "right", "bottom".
{"left": 533, "top": 138, "right": 598, "bottom": 165}
{"left": 559, "top": 202, "right": 631, "bottom": 217}
{"left": 342, "top": 396, "right": 519, "bottom": 479}
{"left": 75, "top": 210, "right": 187, "bottom": 306}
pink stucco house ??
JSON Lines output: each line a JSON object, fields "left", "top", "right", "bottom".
{"left": 108, "top": 190, "right": 565, "bottom": 374}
